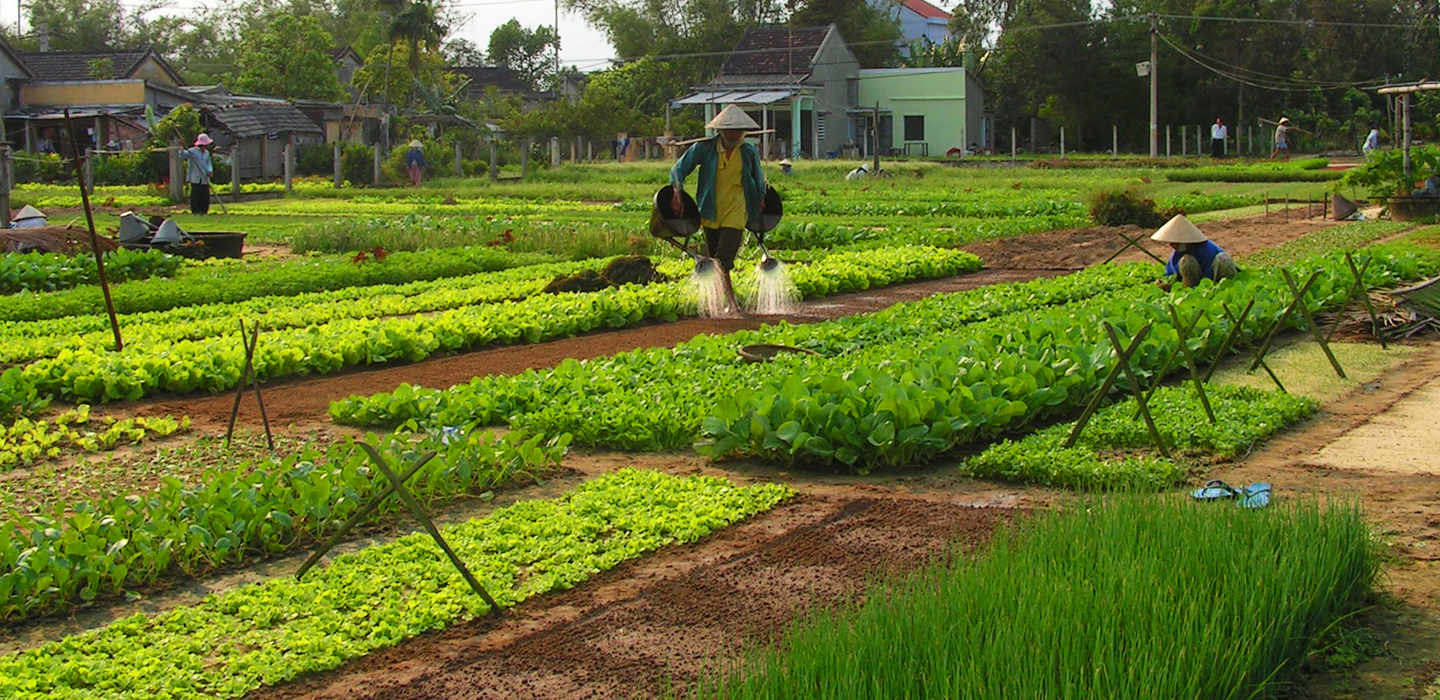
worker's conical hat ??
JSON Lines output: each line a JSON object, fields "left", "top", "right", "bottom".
{"left": 1150, "top": 214, "right": 1208, "bottom": 244}
{"left": 14, "top": 204, "right": 45, "bottom": 220}
{"left": 706, "top": 105, "right": 760, "bottom": 130}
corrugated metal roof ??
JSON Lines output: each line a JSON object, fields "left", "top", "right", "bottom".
{"left": 207, "top": 103, "right": 322, "bottom": 138}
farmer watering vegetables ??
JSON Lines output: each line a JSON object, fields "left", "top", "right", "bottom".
{"left": 1152, "top": 214, "right": 1237, "bottom": 291}
{"left": 669, "top": 105, "right": 768, "bottom": 317}
{"left": 179, "top": 133, "right": 215, "bottom": 215}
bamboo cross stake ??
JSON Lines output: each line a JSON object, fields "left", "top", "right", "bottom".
{"left": 1167, "top": 304, "right": 1215, "bottom": 424}
{"left": 294, "top": 444, "right": 501, "bottom": 616}
{"left": 225, "top": 320, "right": 274, "bottom": 450}
{"left": 1065, "top": 322, "right": 1159, "bottom": 450}
{"left": 1102, "top": 229, "right": 1168, "bottom": 265}
{"left": 1280, "top": 269, "right": 1347, "bottom": 379}
{"left": 1248, "top": 270, "right": 1321, "bottom": 374}
{"left": 1327, "top": 253, "right": 1386, "bottom": 349}
{"left": 1102, "top": 322, "right": 1172, "bottom": 459}
{"left": 1202, "top": 300, "right": 1256, "bottom": 383}
{"left": 1131, "top": 306, "right": 1205, "bottom": 420}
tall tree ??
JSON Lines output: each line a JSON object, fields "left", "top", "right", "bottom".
{"left": 235, "top": 15, "right": 347, "bottom": 100}
{"left": 443, "top": 38, "right": 487, "bottom": 67}
{"left": 487, "top": 20, "right": 559, "bottom": 92}
{"left": 790, "top": 0, "right": 902, "bottom": 67}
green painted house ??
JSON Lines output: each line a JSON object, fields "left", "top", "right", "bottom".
{"left": 856, "top": 66, "right": 990, "bottom": 158}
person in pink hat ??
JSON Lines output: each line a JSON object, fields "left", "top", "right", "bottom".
{"left": 180, "top": 133, "right": 216, "bottom": 214}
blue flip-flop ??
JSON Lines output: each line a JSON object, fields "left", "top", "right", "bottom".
{"left": 1191, "top": 480, "right": 1240, "bottom": 501}
{"left": 1237, "top": 483, "right": 1272, "bottom": 509}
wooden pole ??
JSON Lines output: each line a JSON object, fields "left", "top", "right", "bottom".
{"left": 64, "top": 108, "right": 123, "bottom": 352}
{"left": 0, "top": 145, "right": 11, "bottom": 228}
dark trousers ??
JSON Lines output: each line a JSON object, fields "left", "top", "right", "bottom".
{"left": 190, "top": 182, "right": 210, "bottom": 215}
{"left": 1210, "top": 138, "right": 1224, "bottom": 158}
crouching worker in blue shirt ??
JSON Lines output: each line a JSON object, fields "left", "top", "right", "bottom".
{"left": 1152, "top": 214, "right": 1237, "bottom": 291}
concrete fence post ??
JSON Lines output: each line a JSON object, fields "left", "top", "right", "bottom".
{"left": 1059, "top": 127, "right": 1065, "bottom": 158}
{"left": 489, "top": 140, "right": 498, "bottom": 182}
{"left": 521, "top": 138, "right": 531, "bottom": 177}
{"left": 1112, "top": 124, "right": 1118, "bottom": 157}
{"left": 333, "top": 142, "right": 342, "bottom": 188}
{"left": 1011, "top": 126, "right": 1017, "bottom": 162}
{"left": 83, "top": 148, "right": 94, "bottom": 195}
{"left": 283, "top": 137, "right": 294, "bottom": 193}
{"left": 550, "top": 136, "right": 560, "bottom": 167}
{"left": 167, "top": 146, "right": 183, "bottom": 203}
{"left": 1181, "top": 127, "right": 1187, "bottom": 156}
{"left": 1166, "top": 125, "right": 1172, "bottom": 157}
{"left": 454, "top": 142, "right": 463, "bottom": 178}
{"left": 373, "top": 143, "right": 382, "bottom": 185}
{"left": 231, "top": 144, "right": 240, "bottom": 195}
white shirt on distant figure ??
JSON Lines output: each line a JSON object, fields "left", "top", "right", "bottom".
{"left": 1363, "top": 128, "right": 1380, "bottom": 155}
{"left": 1211, "top": 123, "right": 1228, "bottom": 140}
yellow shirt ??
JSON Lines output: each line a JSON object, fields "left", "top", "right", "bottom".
{"left": 702, "top": 142, "right": 747, "bottom": 230}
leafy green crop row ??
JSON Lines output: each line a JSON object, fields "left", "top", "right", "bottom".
{"left": 0, "top": 468, "right": 793, "bottom": 698}
{"left": 1167, "top": 158, "right": 1341, "bottom": 182}
{"left": 697, "top": 248, "right": 1433, "bottom": 471}
{"left": 0, "top": 248, "right": 180, "bottom": 295}
{"left": 0, "top": 257, "right": 621, "bottom": 366}
{"left": 703, "top": 497, "right": 1376, "bottom": 699}
{"left": 0, "top": 428, "right": 568, "bottom": 621}
{"left": 331, "top": 247, "right": 1436, "bottom": 470}
{"left": 0, "top": 245, "right": 556, "bottom": 323}
{"left": 14, "top": 246, "right": 976, "bottom": 404}
{"left": 1, "top": 406, "right": 189, "bottom": 471}
{"left": 331, "top": 262, "right": 1162, "bottom": 445}
{"left": 963, "top": 384, "right": 1317, "bottom": 490}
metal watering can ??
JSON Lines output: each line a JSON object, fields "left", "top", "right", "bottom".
{"left": 650, "top": 185, "right": 716, "bottom": 274}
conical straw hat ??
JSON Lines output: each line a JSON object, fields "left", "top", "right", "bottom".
{"left": 14, "top": 204, "right": 45, "bottom": 220}
{"left": 706, "top": 104, "right": 760, "bottom": 130}
{"left": 1150, "top": 214, "right": 1208, "bottom": 244}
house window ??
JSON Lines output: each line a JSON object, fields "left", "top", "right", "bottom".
{"left": 817, "top": 113, "right": 826, "bottom": 142}
{"left": 904, "top": 115, "right": 925, "bottom": 141}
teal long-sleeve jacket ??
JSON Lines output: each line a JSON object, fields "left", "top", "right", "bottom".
{"left": 670, "top": 137, "right": 766, "bottom": 228}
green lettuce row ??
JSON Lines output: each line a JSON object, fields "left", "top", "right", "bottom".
{"left": 0, "top": 428, "right": 568, "bottom": 621}
{"left": 0, "top": 257, "right": 615, "bottom": 365}
{"left": 759, "top": 214, "right": 1087, "bottom": 250}
{"left": 962, "top": 385, "right": 1317, "bottom": 490}
{"left": 616, "top": 187, "right": 1088, "bottom": 219}
{"left": 1, "top": 406, "right": 189, "bottom": 472}
{"left": 697, "top": 247, "right": 1436, "bottom": 471}
{"left": 16, "top": 246, "right": 976, "bottom": 404}
{"left": 0, "top": 468, "right": 793, "bottom": 698}
{"left": 329, "top": 263, "right": 1160, "bottom": 445}
{"left": 0, "top": 245, "right": 557, "bottom": 324}
{"left": 0, "top": 248, "right": 181, "bottom": 295}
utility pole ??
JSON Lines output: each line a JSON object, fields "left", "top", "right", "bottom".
{"left": 553, "top": 0, "right": 560, "bottom": 88}
{"left": 1149, "top": 13, "right": 1158, "bottom": 158}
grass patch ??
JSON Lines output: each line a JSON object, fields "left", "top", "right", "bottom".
{"left": 1393, "top": 224, "right": 1440, "bottom": 249}
{"left": 962, "top": 384, "right": 1316, "bottom": 489}
{"left": 701, "top": 496, "right": 1379, "bottom": 699}
{"left": 1211, "top": 340, "right": 1420, "bottom": 403}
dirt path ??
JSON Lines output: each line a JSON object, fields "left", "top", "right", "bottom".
{"left": 130, "top": 212, "right": 1333, "bottom": 431}
{"left": 1209, "top": 346, "right": 1440, "bottom": 698}
{"left": 257, "top": 494, "right": 1012, "bottom": 700}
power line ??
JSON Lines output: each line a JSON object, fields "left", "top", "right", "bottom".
{"left": 1159, "top": 33, "right": 1392, "bottom": 93}
{"left": 1154, "top": 12, "right": 1430, "bottom": 30}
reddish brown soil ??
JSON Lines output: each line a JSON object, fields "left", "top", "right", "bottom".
{"left": 256, "top": 495, "right": 1011, "bottom": 700}
{"left": 132, "top": 212, "right": 1332, "bottom": 431}
{"left": 131, "top": 268, "right": 1059, "bottom": 430}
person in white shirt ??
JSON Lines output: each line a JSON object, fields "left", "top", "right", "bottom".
{"left": 1210, "top": 118, "right": 1228, "bottom": 158}
{"left": 1363, "top": 125, "right": 1380, "bottom": 157}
